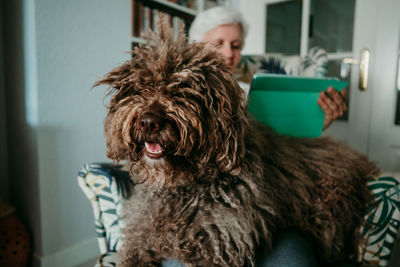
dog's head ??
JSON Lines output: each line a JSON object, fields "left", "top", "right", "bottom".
{"left": 95, "top": 19, "right": 247, "bottom": 186}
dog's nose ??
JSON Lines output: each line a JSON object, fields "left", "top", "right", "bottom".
{"left": 139, "top": 113, "right": 163, "bottom": 134}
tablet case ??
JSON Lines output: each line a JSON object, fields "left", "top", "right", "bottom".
{"left": 247, "top": 73, "right": 348, "bottom": 137}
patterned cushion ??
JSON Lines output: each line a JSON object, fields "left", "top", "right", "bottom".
{"left": 77, "top": 163, "right": 400, "bottom": 266}
{"left": 77, "top": 163, "right": 130, "bottom": 253}
{"left": 359, "top": 173, "right": 400, "bottom": 266}
{"left": 233, "top": 46, "right": 328, "bottom": 84}
{"left": 96, "top": 252, "right": 120, "bottom": 267}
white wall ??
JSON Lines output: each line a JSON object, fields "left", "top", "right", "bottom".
{"left": 34, "top": 0, "right": 132, "bottom": 263}
{"left": 238, "top": 0, "right": 284, "bottom": 54}
{"left": 4, "top": 0, "right": 132, "bottom": 265}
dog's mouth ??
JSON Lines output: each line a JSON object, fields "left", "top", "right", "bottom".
{"left": 144, "top": 142, "right": 165, "bottom": 159}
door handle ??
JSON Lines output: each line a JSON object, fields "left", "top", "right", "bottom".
{"left": 340, "top": 48, "right": 371, "bottom": 91}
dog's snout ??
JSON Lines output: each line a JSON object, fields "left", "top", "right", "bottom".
{"left": 139, "top": 113, "right": 163, "bottom": 134}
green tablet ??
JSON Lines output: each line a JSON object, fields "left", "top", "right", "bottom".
{"left": 247, "top": 73, "right": 348, "bottom": 138}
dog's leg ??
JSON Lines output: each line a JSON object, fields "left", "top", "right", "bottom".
{"left": 118, "top": 248, "right": 162, "bottom": 267}
{"left": 118, "top": 259, "right": 161, "bottom": 267}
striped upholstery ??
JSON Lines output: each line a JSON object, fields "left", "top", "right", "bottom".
{"left": 77, "top": 163, "right": 127, "bottom": 261}
{"left": 78, "top": 165, "right": 400, "bottom": 266}
{"left": 359, "top": 174, "right": 400, "bottom": 266}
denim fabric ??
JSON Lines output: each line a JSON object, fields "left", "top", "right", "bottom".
{"left": 162, "top": 231, "right": 318, "bottom": 267}
{"left": 257, "top": 231, "right": 318, "bottom": 267}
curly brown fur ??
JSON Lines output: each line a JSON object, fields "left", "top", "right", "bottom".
{"left": 94, "top": 18, "right": 379, "bottom": 267}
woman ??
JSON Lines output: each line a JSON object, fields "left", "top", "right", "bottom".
{"left": 189, "top": 6, "right": 347, "bottom": 130}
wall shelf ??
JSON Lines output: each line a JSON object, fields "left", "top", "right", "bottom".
{"left": 136, "top": 0, "right": 197, "bottom": 21}
{"left": 132, "top": 0, "right": 199, "bottom": 42}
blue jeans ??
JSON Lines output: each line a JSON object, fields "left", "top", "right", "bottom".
{"left": 256, "top": 231, "right": 318, "bottom": 267}
{"left": 162, "top": 231, "right": 318, "bottom": 267}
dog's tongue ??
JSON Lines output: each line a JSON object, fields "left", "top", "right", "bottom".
{"left": 147, "top": 142, "right": 162, "bottom": 152}
{"left": 145, "top": 142, "right": 163, "bottom": 158}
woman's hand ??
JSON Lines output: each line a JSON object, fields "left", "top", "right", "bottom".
{"left": 317, "top": 87, "right": 347, "bottom": 130}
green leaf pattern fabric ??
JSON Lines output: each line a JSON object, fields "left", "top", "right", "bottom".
{"left": 78, "top": 164, "right": 126, "bottom": 254}
{"left": 359, "top": 173, "right": 400, "bottom": 266}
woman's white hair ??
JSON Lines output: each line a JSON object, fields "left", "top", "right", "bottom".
{"left": 189, "top": 6, "right": 248, "bottom": 42}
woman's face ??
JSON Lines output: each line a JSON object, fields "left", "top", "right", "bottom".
{"left": 202, "top": 23, "right": 243, "bottom": 73}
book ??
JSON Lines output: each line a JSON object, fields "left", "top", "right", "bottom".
{"left": 132, "top": 1, "right": 143, "bottom": 36}
{"left": 247, "top": 73, "right": 348, "bottom": 138}
{"left": 143, "top": 6, "right": 152, "bottom": 34}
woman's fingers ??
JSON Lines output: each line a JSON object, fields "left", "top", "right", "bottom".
{"left": 318, "top": 87, "right": 348, "bottom": 130}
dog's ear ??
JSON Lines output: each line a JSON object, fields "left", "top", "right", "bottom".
{"left": 217, "top": 104, "right": 247, "bottom": 175}
{"left": 93, "top": 61, "right": 134, "bottom": 97}
{"left": 214, "top": 111, "right": 247, "bottom": 175}
{"left": 103, "top": 108, "right": 131, "bottom": 162}
{"left": 94, "top": 61, "right": 138, "bottom": 162}
{"left": 200, "top": 71, "right": 248, "bottom": 175}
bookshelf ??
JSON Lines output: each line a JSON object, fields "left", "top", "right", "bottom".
{"left": 131, "top": 0, "right": 199, "bottom": 45}
{"left": 131, "top": 0, "right": 228, "bottom": 46}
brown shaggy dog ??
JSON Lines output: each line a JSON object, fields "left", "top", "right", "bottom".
{"left": 95, "top": 20, "right": 379, "bottom": 267}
